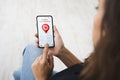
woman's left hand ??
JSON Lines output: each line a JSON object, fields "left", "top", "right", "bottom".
{"left": 32, "top": 44, "right": 54, "bottom": 80}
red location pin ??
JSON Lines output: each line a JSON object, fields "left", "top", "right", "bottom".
{"left": 42, "top": 24, "right": 50, "bottom": 33}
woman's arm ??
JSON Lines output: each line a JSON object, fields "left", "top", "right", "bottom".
{"left": 57, "top": 46, "right": 82, "bottom": 67}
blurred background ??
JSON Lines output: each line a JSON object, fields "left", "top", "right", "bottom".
{"left": 0, "top": 0, "right": 97, "bottom": 79}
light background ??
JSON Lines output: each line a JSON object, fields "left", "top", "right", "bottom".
{"left": 0, "top": 0, "right": 97, "bottom": 79}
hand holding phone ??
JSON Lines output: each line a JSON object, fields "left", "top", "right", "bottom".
{"left": 35, "top": 26, "right": 64, "bottom": 56}
{"left": 36, "top": 15, "right": 55, "bottom": 48}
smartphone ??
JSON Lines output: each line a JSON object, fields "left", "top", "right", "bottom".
{"left": 36, "top": 15, "right": 55, "bottom": 48}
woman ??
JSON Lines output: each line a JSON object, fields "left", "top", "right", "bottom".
{"left": 13, "top": 0, "right": 120, "bottom": 80}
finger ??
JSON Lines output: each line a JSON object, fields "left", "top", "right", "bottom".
{"left": 35, "top": 33, "right": 38, "bottom": 38}
{"left": 36, "top": 42, "right": 39, "bottom": 47}
{"left": 49, "top": 55, "right": 54, "bottom": 68}
{"left": 43, "top": 44, "right": 49, "bottom": 61}
{"left": 38, "top": 55, "right": 43, "bottom": 61}
{"left": 35, "top": 39, "right": 39, "bottom": 48}
{"left": 54, "top": 26, "right": 60, "bottom": 36}
{"left": 35, "top": 38, "right": 39, "bottom": 44}
{"left": 54, "top": 26, "right": 58, "bottom": 33}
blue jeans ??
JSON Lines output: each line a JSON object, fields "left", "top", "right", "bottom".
{"left": 13, "top": 43, "right": 56, "bottom": 80}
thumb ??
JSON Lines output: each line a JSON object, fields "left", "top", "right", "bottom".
{"left": 54, "top": 26, "right": 60, "bottom": 36}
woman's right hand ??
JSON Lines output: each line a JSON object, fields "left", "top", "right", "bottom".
{"left": 35, "top": 26, "right": 64, "bottom": 57}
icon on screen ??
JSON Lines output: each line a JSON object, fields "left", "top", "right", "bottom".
{"left": 42, "top": 24, "right": 50, "bottom": 33}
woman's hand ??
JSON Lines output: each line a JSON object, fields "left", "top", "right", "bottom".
{"left": 32, "top": 44, "right": 54, "bottom": 80}
{"left": 35, "top": 26, "right": 64, "bottom": 57}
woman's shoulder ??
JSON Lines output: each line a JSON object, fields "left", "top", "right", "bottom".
{"left": 50, "top": 64, "right": 84, "bottom": 80}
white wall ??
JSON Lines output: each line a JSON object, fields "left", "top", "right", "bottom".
{"left": 0, "top": 0, "right": 97, "bottom": 79}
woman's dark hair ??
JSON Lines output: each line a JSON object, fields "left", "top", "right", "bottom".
{"left": 81, "top": 0, "right": 120, "bottom": 80}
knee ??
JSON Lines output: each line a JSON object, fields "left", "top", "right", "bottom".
{"left": 25, "top": 42, "right": 37, "bottom": 51}
{"left": 22, "top": 42, "right": 43, "bottom": 56}
{"left": 13, "top": 69, "right": 21, "bottom": 80}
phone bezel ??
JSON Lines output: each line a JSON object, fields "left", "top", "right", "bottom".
{"left": 36, "top": 15, "right": 55, "bottom": 48}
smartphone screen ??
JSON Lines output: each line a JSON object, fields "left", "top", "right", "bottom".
{"left": 36, "top": 15, "right": 54, "bottom": 48}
